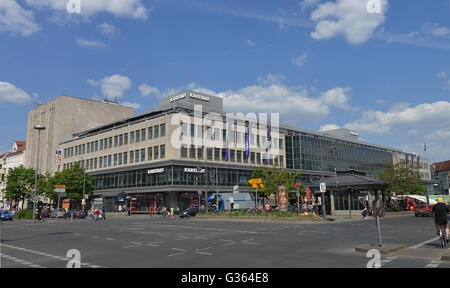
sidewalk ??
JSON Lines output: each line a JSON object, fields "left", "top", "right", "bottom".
{"left": 327, "top": 211, "right": 414, "bottom": 223}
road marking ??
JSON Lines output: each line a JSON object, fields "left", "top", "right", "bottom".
{"left": 168, "top": 248, "right": 187, "bottom": 257}
{"left": 220, "top": 239, "right": 236, "bottom": 246}
{"left": 0, "top": 243, "right": 105, "bottom": 268}
{"left": 425, "top": 260, "right": 441, "bottom": 268}
{"left": 410, "top": 237, "right": 440, "bottom": 249}
{"left": 175, "top": 235, "right": 189, "bottom": 240}
{"left": 0, "top": 253, "right": 46, "bottom": 268}
{"left": 147, "top": 241, "right": 164, "bottom": 247}
{"left": 380, "top": 256, "right": 398, "bottom": 266}
{"left": 105, "top": 237, "right": 115, "bottom": 241}
{"left": 123, "top": 242, "right": 143, "bottom": 249}
{"left": 195, "top": 247, "right": 213, "bottom": 256}
{"left": 242, "top": 239, "right": 259, "bottom": 245}
{"left": 91, "top": 235, "right": 99, "bottom": 238}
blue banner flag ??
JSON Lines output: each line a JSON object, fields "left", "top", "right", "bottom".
{"left": 245, "top": 122, "right": 251, "bottom": 158}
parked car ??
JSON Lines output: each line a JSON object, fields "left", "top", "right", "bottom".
{"left": 415, "top": 204, "right": 432, "bottom": 217}
{"left": 50, "top": 209, "right": 66, "bottom": 218}
{"left": 0, "top": 210, "right": 14, "bottom": 221}
{"left": 65, "top": 210, "right": 86, "bottom": 219}
{"left": 179, "top": 207, "right": 199, "bottom": 218}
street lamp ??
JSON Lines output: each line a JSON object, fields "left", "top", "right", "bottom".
{"left": 33, "top": 125, "right": 46, "bottom": 221}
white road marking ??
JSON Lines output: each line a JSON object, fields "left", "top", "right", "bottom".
{"left": 242, "top": 239, "right": 259, "bottom": 245}
{"left": 0, "top": 253, "right": 46, "bottom": 268}
{"left": 220, "top": 239, "right": 236, "bottom": 246}
{"left": 122, "top": 242, "right": 143, "bottom": 249}
{"left": 91, "top": 235, "right": 99, "bottom": 238}
{"left": 168, "top": 248, "right": 186, "bottom": 257}
{"left": 105, "top": 237, "right": 115, "bottom": 241}
{"left": 410, "top": 237, "right": 440, "bottom": 249}
{"left": 425, "top": 260, "right": 441, "bottom": 268}
{"left": 195, "top": 247, "right": 213, "bottom": 256}
{"left": 0, "top": 243, "right": 105, "bottom": 268}
{"left": 380, "top": 256, "right": 398, "bottom": 266}
{"left": 147, "top": 241, "right": 164, "bottom": 247}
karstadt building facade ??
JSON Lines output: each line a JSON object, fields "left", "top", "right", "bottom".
{"left": 53, "top": 90, "right": 432, "bottom": 213}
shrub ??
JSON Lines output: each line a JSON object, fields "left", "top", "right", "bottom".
{"left": 390, "top": 205, "right": 401, "bottom": 212}
{"left": 17, "top": 209, "right": 33, "bottom": 219}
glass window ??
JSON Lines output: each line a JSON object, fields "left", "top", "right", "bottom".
{"left": 190, "top": 145, "right": 196, "bottom": 158}
{"left": 222, "top": 149, "right": 227, "bottom": 161}
{"left": 75, "top": 145, "right": 78, "bottom": 156}
{"left": 109, "top": 137, "right": 112, "bottom": 148}
{"left": 154, "top": 146, "right": 159, "bottom": 159}
{"left": 95, "top": 141, "right": 98, "bottom": 151}
{"left": 94, "top": 158, "right": 97, "bottom": 169}
{"left": 160, "top": 145, "right": 165, "bottom": 159}
{"left": 130, "top": 131, "right": 135, "bottom": 144}
{"left": 135, "top": 149, "right": 139, "bottom": 163}
{"left": 86, "top": 143, "right": 90, "bottom": 153}
{"left": 114, "top": 154, "right": 118, "bottom": 166}
{"left": 190, "top": 124, "right": 195, "bottom": 138}
{"left": 82, "top": 144, "right": 85, "bottom": 154}
{"left": 141, "top": 149, "right": 145, "bottom": 162}
{"left": 119, "top": 134, "right": 123, "bottom": 146}
{"left": 251, "top": 152, "right": 255, "bottom": 164}
{"left": 148, "top": 127, "right": 153, "bottom": 140}
{"left": 230, "top": 150, "right": 235, "bottom": 162}
{"left": 99, "top": 157, "right": 103, "bottom": 168}
{"left": 207, "top": 148, "right": 213, "bottom": 160}
{"left": 108, "top": 155, "right": 111, "bottom": 167}
{"left": 124, "top": 133, "right": 128, "bottom": 145}
{"left": 114, "top": 136, "right": 118, "bottom": 147}
{"left": 91, "top": 142, "right": 95, "bottom": 152}
{"left": 141, "top": 128, "right": 146, "bottom": 141}
{"left": 214, "top": 148, "right": 220, "bottom": 161}
{"left": 103, "top": 156, "right": 107, "bottom": 168}
{"left": 181, "top": 146, "right": 187, "bottom": 158}
{"left": 160, "top": 124, "right": 165, "bottom": 137}
{"left": 130, "top": 151, "right": 134, "bottom": 163}
{"left": 136, "top": 130, "right": 140, "bottom": 142}
{"left": 237, "top": 151, "right": 242, "bottom": 163}
{"left": 100, "top": 139, "right": 103, "bottom": 150}
{"left": 197, "top": 147, "right": 203, "bottom": 159}
{"left": 154, "top": 125, "right": 159, "bottom": 138}
{"left": 148, "top": 147, "right": 152, "bottom": 160}
{"left": 124, "top": 152, "right": 128, "bottom": 164}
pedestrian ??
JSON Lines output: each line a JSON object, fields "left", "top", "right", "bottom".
{"left": 229, "top": 195, "right": 234, "bottom": 211}
{"left": 102, "top": 208, "right": 106, "bottom": 220}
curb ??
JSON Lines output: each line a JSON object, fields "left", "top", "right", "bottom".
{"left": 355, "top": 244, "right": 406, "bottom": 255}
{"left": 193, "top": 216, "right": 323, "bottom": 223}
{"left": 441, "top": 251, "right": 450, "bottom": 261}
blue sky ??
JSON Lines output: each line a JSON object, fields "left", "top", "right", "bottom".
{"left": 0, "top": 0, "right": 449, "bottom": 163}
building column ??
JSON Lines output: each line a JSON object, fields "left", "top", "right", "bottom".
{"left": 330, "top": 190, "right": 335, "bottom": 216}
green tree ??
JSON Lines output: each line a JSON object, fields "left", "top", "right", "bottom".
{"left": 5, "top": 166, "right": 36, "bottom": 210}
{"left": 376, "top": 162, "right": 422, "bottom": 199}
{"left": 51, "top": 163, "right": 96, "bottom": 200}
{"left": 38, "top": 172, "right": 58, "bottom": 203}
{"left": 248, "top": 167, "right": 303, "bottom": 200}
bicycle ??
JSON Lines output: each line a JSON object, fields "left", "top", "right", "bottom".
{"left": 438, "top": 225, "right": 448, "bottom": 249}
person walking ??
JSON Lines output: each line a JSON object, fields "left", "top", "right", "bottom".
{"left": 229, "top": 195, "right": 234, "bottom": 211}
{"left": 102, "top": 208, "right": 106, "bottom": 220}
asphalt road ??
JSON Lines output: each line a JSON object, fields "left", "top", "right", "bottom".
{"left": 1, "top": 214, "right": 449, "bottom": 268}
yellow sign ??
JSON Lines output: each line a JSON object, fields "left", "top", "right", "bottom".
{"left": 252, "top": 183, "right": 264, "bottom": 189}
{"left": 54, "top": 185, "right": 66, "bottom": 188}
{"left": 248, "top": 178, "right": 262, "bottom": 185}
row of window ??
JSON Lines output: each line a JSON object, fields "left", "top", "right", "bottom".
{"left": 180, "top": 123, "right": 284, "bottom": 149}
{"left": 63, "top": 123, "right": 166, "bottom": 158}
{"left": 63, "top": 145, "right": 166, "bottom": 170}
{"left": 180, "top": 146, "right": 284, "bottom": 167}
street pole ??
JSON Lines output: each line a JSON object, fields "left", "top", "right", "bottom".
{"left": 376, "top": 214, "right": 383, "bottom": 246}
{"left": 33, "top": 125, "right": 45, "bottom": 221}
{"left": 297, "top": 189, "right": 300, "bottom": 214}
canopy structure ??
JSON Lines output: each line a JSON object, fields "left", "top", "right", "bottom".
{"left": 309, "top": 169, "right": 386, "bottom": 191}
{"left": 394, "top": 195, "right": 437, "bottom": 205}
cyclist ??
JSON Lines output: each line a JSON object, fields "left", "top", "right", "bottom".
{"left": 432, "top": 197, "right": 449, "bottom": 243}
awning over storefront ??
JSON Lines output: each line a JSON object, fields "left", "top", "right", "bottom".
{"left": 309, "top": 169, "right": 386, "bottom": 191}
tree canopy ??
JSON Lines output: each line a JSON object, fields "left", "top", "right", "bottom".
{"left": 5, "top": 166, "right": 35, "bottom": 209}
{"left": 376, "top": 162, "right": 423, "bottom": 198}
{"left": 248, "top": 167, "right": 303, "bottom": 199}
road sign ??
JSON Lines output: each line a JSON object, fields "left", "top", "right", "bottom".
{"left": 248, "top": 178, "right": 262, "bottom": 185}
{"left": 252, "top": 183, "right": 264, "bottom": 189}
{"left": 233, "top": 185, "right": 239, "bottom": 193}
{"left": 320, "top": 183, "right": 326, "bottom": 193}
{"left": 54, "top": 185, "right": 66, "bottom": 188}
{"left": 54, "top": 188, "right": 66, "bottom": 193}
{"left": 197, "top": 189, "right": 202, "bottom": 195}
{"left": 295, "top": 183, "right": 301, "bottom": 190}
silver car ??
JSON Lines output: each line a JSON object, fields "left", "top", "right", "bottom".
{"left": 51, "top": 209, "right": 66, "bottom": 218}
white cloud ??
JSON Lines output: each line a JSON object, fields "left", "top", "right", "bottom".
{"left": 291, "top": 52, "right": 308, "bottom": 67}
{"left": 436, "top": 72, "right": 447, "bottom": 79}
{"left": 388, "top": 102, "right": 411, "bottom": 113}
{"left": 0, "top": 81, "right": 32, "bottom": 104}
{"left": 0, "top": 0, "right": 40, "bottom": 37}
{"left": 88, "top": 74, "right": 131, "bottom": 99}
{"left": 246, "top": 39, "right": 256, "bottom": 46}
{"left": 76, "top": 38, "right": 106, "bottom": 48}
{"left": 97, "top": 22, "right": 119, "bottom": 37}
{"left": 376, "top": 99, "right": 386, "bottom": 104}
{"left": 186, "top": 76, "right": 353, "bottom": 124}
{"left": 300, "top": 0, "right": 321, "bottom": 11}
{"left": 25, "top": 0, "right": 150, "bottom": 20}
{"left": 121, "top": 101, "right": 141, "bottom": 109}
{"left": 319, "top": 124, "right": 341, "bottom": 131}
{"left": 421, "top": 23, "right": 450, "bottom": 38}
{"left": 310, "top": 0, "right": 389, "bottom": 44}
{"left": 138, "top": 84, "right": 160, "bottom": 97}
{"left": 344, "top": 101, "right": 450, "bottom": 134}
{"left": 319, "top": 87, "right": 352, "bottom": 110}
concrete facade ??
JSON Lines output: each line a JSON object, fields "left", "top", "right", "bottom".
{"left": 24, "top": 95, "right": 134, "bottom": 174}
